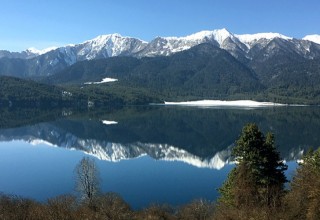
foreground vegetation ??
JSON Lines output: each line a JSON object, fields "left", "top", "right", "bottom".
{"left": 1, "top": 124, "right": 320, "bottom": 219}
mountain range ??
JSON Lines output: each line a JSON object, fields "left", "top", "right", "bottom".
{"left": 1, "top": 28, "right": 320, "bottom": 77}
{"left": 1, "top": 28, "right": 320, "bottom": 104}
{"left": 2, "top": 28, "right": 320, "bottom": 61}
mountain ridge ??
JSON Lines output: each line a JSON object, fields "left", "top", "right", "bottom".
{"left": 0, "top": 28, "right": 318, "bottom": 79}
{"left": 2, "top": 29, "right": 320, "bottom": 62}
{"left": 1, "top": 29, "right": 320, "bottom": 104}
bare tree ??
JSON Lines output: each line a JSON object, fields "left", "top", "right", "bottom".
{"left": 75, "top": 157, "right": 100, "bottom": 203}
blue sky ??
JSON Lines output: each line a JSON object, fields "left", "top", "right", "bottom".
{"left": 1, "top": 0, "right": 319, "bottom": 51}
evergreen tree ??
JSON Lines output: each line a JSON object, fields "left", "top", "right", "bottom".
{"left": 286, "top": 148, "right": 320, "bottom": 219}
{"left": 218, "top": 123, "right": 287, "bottom": 208}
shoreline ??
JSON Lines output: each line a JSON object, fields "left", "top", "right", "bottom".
{"left": 162, "top": 100, "right": 308, "bottom": 107}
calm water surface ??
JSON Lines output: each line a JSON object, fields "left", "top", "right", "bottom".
{"left": 0, "top": 106, "right": 319, "bottom": 209}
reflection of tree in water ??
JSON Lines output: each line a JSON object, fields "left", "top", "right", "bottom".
{"left": 102, "top": 106, "right": 320, "bottom": 158}
{"left": 0, "top": 108, "right": 62, "bottom": 129}
{"left": 0, "top": 106, "right": 320, "bottom": 160}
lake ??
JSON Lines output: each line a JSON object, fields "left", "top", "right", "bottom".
{"left": 0, "top": 105, "right": 319, "bottom": 209}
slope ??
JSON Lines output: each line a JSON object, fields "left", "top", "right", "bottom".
{"left": 48, "top": 43, "right": 262, "bottom": 101}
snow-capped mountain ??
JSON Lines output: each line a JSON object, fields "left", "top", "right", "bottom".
{"left": 0, "top": 47, "right": 57, "bottom": 60}
{"left": 0, "top": 34, "right": 148, "bottom": 76}
{"left": 131, "top": 29, "right": 320, "bottom": 61}
{"left": 26, "top": 47, "right": 58, "bottom": 56}
{"left": 8, "top": 28, "right": 320, "bottom": 61}
{"left": 41, "top": 33, "right": 148, "bottom": 66}
{"left": 0, "top": 49, "right": 38, "bottom": 59}
{"left": 77, "top": 33, "right": 147, "bottom": 60}
{"left": 1, "top": 28, "right": 320, "bottom": 78}
{"left": 15, "top": 33, "right": 148, "bottom": 75}
{"left": 43, "top": 30, "right": 320, "bottom": 61}
{"left": 134, "top": 29, "right": 247, "bottom": 61}
{"left": 236, "top": 33, "right": 293, "bottom": 49}
{"left": 137, "top": 29, "right": 231, "bottom": 56}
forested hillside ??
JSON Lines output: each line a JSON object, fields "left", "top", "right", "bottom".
{"left": 45, "top": 44, "right": 320, "bottom": 104}
{"left": 1, "top": 39, "right": 320, "bottom": 105}
{"left": 0, "top": 76, "right": 158, "bottom": 107}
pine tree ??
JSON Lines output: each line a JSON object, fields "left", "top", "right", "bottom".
{"left": 218, "top": 123, "right": 287, "bottom": 208}
{"left": 286, "top": 148, "right": 320, "bottom": 219}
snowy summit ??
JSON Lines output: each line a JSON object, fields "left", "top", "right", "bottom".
{"left": 4, "top": 28, "right": 319, "bottom": 71}
{"left": 26, "top": 47, "right": 58, "bottom": 55}
{"left": 303, "top": 35, "right": 320, "bottom": 45}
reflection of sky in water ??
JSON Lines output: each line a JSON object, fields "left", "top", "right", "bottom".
{"left": 0, "top": 140, "right": 298, "bottom": 209}
{"left": 101, "top": 156, "right": 233, "bottom": 209}
{"left": 0, "top": 141, "right": 230, "bottom": 208}
{"left": 0, "top": 141, "right": 85, "bottom": 200}
{"left": 0, "top": 106, "right": 316, "bottom": 208}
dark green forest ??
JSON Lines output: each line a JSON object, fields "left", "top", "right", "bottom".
{"left": 0, "top": 76, "right": 159, "bottom": 108}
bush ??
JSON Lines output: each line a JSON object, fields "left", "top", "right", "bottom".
{"left": 177, "top": 199, "right": 215, "bottom": 220}
{"left": 134, "top": 204, "right": 176, "bottom": 220}
{"left": 89, "top": 192, "right": 133, "bottom": 220}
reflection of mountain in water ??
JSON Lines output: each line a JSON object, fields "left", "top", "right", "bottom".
{"left": 76, "top": 141, "right": 233, "bottom": 170}
{"left": 0, "top": 120, "right": 233, "bottom": 169}
{"left": 0, "top": 106, "right": 319, "bottom": 169}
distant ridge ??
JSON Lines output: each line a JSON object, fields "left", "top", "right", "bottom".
{"left": 1, "top": 28, "right": 320, "bottom": 60}
{"left": 1, "top": 28, "right": 320, "bottom": 78}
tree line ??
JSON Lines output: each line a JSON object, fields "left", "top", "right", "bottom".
{"left": 1, "top": 123, "right": 319, "bottom": 219}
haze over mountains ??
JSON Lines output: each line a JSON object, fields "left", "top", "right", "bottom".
{"left": 1, "top": 28, "right": 320, "bottom": 104}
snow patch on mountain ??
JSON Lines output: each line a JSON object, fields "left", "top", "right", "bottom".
{"left": 237, "top": 33, "right": 292, "bottom": 42}
{"left": 167, "top": 28, "right": 232, "bottom": 45}
{"left": 101, "top": 120, "right": 118, "bottom": 125}
{"left": 236, "top": 33, "right": 293, "bottom": 48}
{"left": 303, "top": 35, "right": 320, "bottom": 45}
{"left": 84, "top": 77, "right": 118, "bottom": 85}
{"left": 26, "top": 46, "right": 58, "bottom": 55}
{"left": 58, "top": 46, "right": 77, "bottom": 65}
